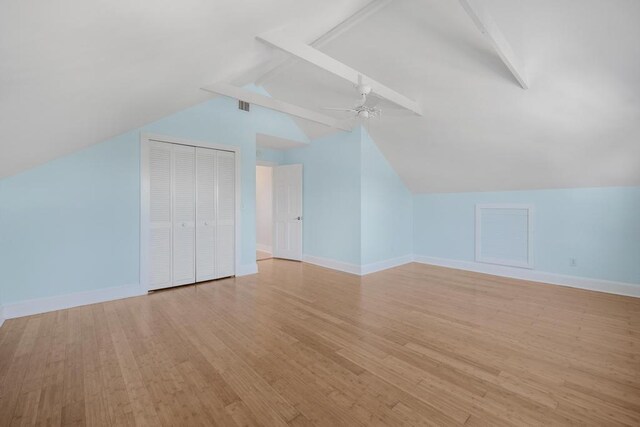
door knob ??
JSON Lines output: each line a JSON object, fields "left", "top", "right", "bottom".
{"left": 296, "top": 216, "right": 302, "bottom": 220}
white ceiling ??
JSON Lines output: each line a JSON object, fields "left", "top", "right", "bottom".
{"left": 263, "top": 0, "right": 640, "bottom": 192}
{"left": 2, "top": 0, "right": 639, "bottom": 193}
{"left": 0, "top": 0, "right": 370, "bottom": 179}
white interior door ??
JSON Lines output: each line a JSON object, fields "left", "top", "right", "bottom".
{"left": 172, "top": 144, "right": 196, "bottom": 285}
{"left": 273, "top": 164, "right": 303, "bottom": 261}
{"left": 195, "top": 147, "right": 216, "bottom": 282}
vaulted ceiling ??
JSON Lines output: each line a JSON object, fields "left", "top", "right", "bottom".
{"left": 2, "top": 0, "right": 639, "bottom": 192}
{"left": 0, "top": 0, "right": 370, "bottom": 179}
{"left": 261, "top": 0, "right": 640, "bottom": 192}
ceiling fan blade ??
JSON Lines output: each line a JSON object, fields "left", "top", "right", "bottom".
{"left": 321, "top": 107, "right": 357, "bottom": 112}
{"left": 377, "top": 108, "right": 414, "bottom": 118}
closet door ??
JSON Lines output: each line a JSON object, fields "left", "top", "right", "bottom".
{"left": 195, "top": 147, "right": 216, "bottom": 282}
{"left": 148, "top": 141, "right": 173, "bottom": 290}
{"left": 172, "top": 144, "right": 196, "bottom": 285}
{"left": 215, "top": 151, "right": 235, "bottom": 278}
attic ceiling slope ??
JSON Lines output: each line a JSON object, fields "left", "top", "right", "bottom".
{"left": 263, "top": 0, "right": 640, "bottom": 193}
{"left": 0, "top": 0, "right": 370, "bottom": 179}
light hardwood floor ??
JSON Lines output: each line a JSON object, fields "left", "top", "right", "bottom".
{"left": 1, "top": 260, "right": 639, "bottom": 426}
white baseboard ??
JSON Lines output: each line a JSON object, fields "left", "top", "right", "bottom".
{"left": 4, "top": 255, "right": 633, "bottom": 323}
{"left": 237, "top": 262, "right": 258, "bottom": 276}
{"left": 361, "top": 254, "right": 414, "bottom": 275}
{"left": 3, "top": 262, "right": 257, "bottom": 321}
{"left": 2, "top": 284, "right": 146, "bottom": 320}
{"left": 413, "top": 255, "right": 640, "bottom": 298}
{"left": 256, "top": 244, "right": 272, "bottom": 254}
{"left": 303, "top": 254, "right": 413, "bottom": 276}
{"left": 303, "top": 255, "right": 362, "bottom": 275}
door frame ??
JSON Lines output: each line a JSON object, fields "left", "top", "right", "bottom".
{"left": 140, "top": 133, "right": 242, "bottom": 292}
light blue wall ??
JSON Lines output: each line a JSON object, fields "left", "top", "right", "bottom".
{"left": 0, "top": 136, "right": 140, "bottom": 303}
{"left": 279, "top": 127, "right": 414, "bottom": 267}
{"left": 413, "top": 187, "right": 640, "bottom": 284}
{"left": 360, "top": 128, "right": 413, "bottom": 264}
{"left": 256, "top": 147, "right": 285, "bottom": 165}
{"left": 282, "top": 130, "right": 362, "bottom": 265}
{"left": 0, "top": 85, "right": 308, "bottom": 304}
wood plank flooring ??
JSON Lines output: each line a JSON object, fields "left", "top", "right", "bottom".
{"left": 1, "top": 260, "right": 639, "bottom": 426}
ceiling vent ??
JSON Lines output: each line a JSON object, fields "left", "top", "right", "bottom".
{"left": 238, "top": 100, "right": 250, "bottom": 112}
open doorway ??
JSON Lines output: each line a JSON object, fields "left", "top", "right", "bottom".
{"left": 256, "top": 165, "right": 273, "bottom": 261}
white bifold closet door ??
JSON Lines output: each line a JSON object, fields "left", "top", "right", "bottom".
{"left": 148, "top": 141, "right": 173, "bottom": 289}
{"left": 215, "top": 151, "right": 235, "bottom": 278}
{"left": 147, "top": 140, "right": 235, "bottom": 291}
{"left": 172, "top": 144, "right": 196, "bottom": 286}
{"left": 195, "top": 147, "right": 217, "bottom": 282}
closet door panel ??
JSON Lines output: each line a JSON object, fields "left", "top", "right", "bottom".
{"left": 195, "top": 148, "right": 216, "bottom": 281}
{"left": 172, "top": 144, "right": 196, "bottom": 285}
{"left": 148, "top": 141, "right": 173, "bottom": 289}
{"left": 215, "top": 151, "right": 235, "bottom": 278}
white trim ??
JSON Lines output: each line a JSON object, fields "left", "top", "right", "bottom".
{"left": 256, "top": 244, "right": 272, "bottom": 254}
{"left": 475, "top": 203, "right": 534, "bottom": 269}
{"left": 3, "top": 256, "right": 635, "bottom": 322}
{"left": 256, "top": 0, "right": 394, "bottom": 85}
{"left": 256, "top": 29, "right": 422, "bottom": 116}
{"left": 360, "top": 254, "right": 414, "bottom": 275}
{"left": 256, "top": 160, "right": 277, "bottom": 167}
{"left": 459, "top": 0, "right": 528, "bottom": 89}
{"left": 140, "top": 133, "right": 243, "bottom": 292}
{"left": 237, "top": 263, "right": 258, "bottom": 276}
{"left": 2, "top": 285, "right": 146, "bottom": 319}
{"left": 142, "top": 132, "right": 241, "bottom": 152}
{"left": 414, "top": 255, "right": 640, "bottom": 298}
{"left": 303, "top": 255, "right": 362, "bottom": 275}
{"left": 201, "top": 83, "right": 351, "bottom": 131}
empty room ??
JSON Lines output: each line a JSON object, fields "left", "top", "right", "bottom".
{"left": 1, "top": 0, "right": 639, "bottom": 425}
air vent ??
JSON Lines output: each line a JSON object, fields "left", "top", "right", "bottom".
{"left": 238, "top": 100, "right": 250, "bottom": 112}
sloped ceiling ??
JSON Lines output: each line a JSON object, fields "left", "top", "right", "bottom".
{"left": 2, "top": 0, "right": 639, "bottom": 193}
{"left": 0, "top": 0, "right": 370, "bottom": 179}
{"left": 262, "top": 0, "right": 640, "bottom": 192}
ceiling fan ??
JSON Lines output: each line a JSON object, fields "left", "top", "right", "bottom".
{"left": 322, "top": 75, "right": 381, "bottom": 119}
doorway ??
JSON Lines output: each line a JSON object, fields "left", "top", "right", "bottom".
{"left": 256, "top": 165, "right": 273, "bottom": 261}
{"left": 256, "top": 163, "right": 304, "bottom": 263}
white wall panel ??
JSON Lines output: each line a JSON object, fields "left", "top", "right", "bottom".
{"left": 476, "top": 204, "right": 533, "bottom": 269}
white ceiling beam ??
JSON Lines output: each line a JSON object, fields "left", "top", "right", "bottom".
{"left": 257, "top": 29, "right": 422, "bottom": 116}
{"left": 256, "top": 0, "right": 394, "bottom": 85}
{"left": 201, "top": 82, "right": 351, "bottom": 132}
{"left": 459, "top": 0, "right": 528, "bottom": 89}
